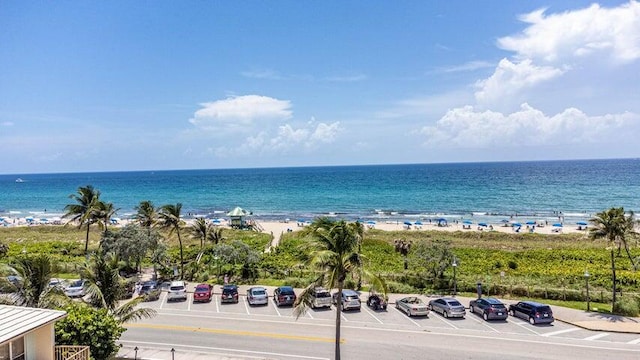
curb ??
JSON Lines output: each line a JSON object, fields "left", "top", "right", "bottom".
{"left": 555, "top": 317, "right": 640, "bottom": 335}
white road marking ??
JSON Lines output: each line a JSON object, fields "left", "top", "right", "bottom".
{"left": 507, "top": 318, "right": 540, "bottom": 335}
{"left": 214, "top": 295, "right": 219, "bottom": 313}
{"left": 340, "top": 311, "right": 348, "bottom": 322}
{"left": 466, "top": 313, "right": 500, "bottom": 333}
{"left": 159, "top": 292, "right": 167, "bottom": 309}
{"left": 273, "top": 301, "right": 282, "bottom": 317}
{"left": 362, "top": 306, "right": 384, "bottom": 324}
{"left": 542, "top": 328, "right": 581, "bottom": 337}
{"left": 583, "top": 333, "right": 610, "bottom": 341}
{"left": 243, "top": 297, "right": 251, "bottom": 315}
{"left": 119, "top": 340, "right": 330, "bottom": 360}
{"left": 393, "top": 307, "right": 421, "bottom": 327}
{"left": 187, "top": 294, "right": 192, "bottom": 311}
{"left": 429, "top": 310, "right": 459, "bottom": 329}
{"left": 626, "top": 337, "right": 640, "bottom": 344}
{"left": 306, "top": 310, "right": 314, "bottom": 319}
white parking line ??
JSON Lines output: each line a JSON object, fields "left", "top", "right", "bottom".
{"left": 362, "top": 306, "right": 384, "bottom": 324}
{"left": 393, "top": 307, "right": 420, "bottom": 327}
{"left": 306, "top": 310, "right": 314, "bottom": 319}
{"left": 243, "top": 298, "right": 250, "bottom": 315}
{"left": 583, "top": 333, "right": 610, "bottom": 341}
{"left": 430, "top": 311, "right": 459, "bottom": 330}
{"left": 214, "top": 295, "right": 219, "bottom": 313}
{"left": 506, "top": 318, "right": 540, "bottom": 335}
{"left": 465, "top": 313, "right": 500, "bottom": 333}
{"left": 159, "top": 292, "right": 167, "bottom": 309}
{"left": 273, "top": 301, "right": 282, "bottom": 317}
{"left": 626, "top": 337, "right": 640, "bottom": 344}
{"left": 187, "top": 294, "right": 192, "bottom": 311}
{"left": 340, "top": 312, "right": 348, "bottom": 322}
{"left": 542, "top": 328, "right": 581, "bottom": 337}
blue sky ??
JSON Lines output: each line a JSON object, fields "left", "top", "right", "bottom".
{"left": 1, "top": 1, "right": 639, "bottom": 173}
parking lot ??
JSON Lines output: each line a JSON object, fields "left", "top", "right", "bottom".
{"left": 140, "top": 284, "right": 640, "bottom": 346}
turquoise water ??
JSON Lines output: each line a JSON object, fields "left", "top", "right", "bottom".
{"left": 1, "top": 159, "right": 639, "bottom": 223}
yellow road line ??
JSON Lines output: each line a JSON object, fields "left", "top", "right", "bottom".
{"left": 125, "top": 323, "right": 344, "bottom": 343}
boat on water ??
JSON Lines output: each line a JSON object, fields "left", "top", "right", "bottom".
{"left": 15, "top": 178, "right": 24, "bottom": 183}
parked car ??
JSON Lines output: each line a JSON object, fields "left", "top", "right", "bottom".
{"left": 428, "top": 297, "right": 466, "bottom": 318}
{"left": 64, "top": 279, "right": 87, "bottom": 298}
{"left": 509, "top": 301, "right": 554, "bottom": 325}
{"left": 274, "top": 286, "right": 297, "bottom": 307}
{"left": 193, "top": 283, "right": 213, "bottom": 303}
{"left": 396, "top": 296, "right": 429, "bottom": 317}
{"left": 309, "top": 287, "right": 332, "bottom": 309}
{"left": 48, "top": 278, "right": 65, "bottom": 290}
{"left": 469, "top": 297, "right": 508, "bottom": 321}
{"left": 247, "top": 286, "right": 269, "bottom": 306}
{"left": 167, "top": 280, "right": 187, "bottom": 302}
{"left": 221, "top": 284, "right": 239, "bottom": 303}
{"left": 366, "top": 292, "right": 387, "bottom": 311}
{"left": 139, "top": 281, "right": 160, "bottom": 302}
{"left": 332, "top": 289, "right": 361, "bottom": 311}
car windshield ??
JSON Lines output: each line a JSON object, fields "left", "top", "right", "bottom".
{"left": 70, "top": 280, "right": 84, "bottom": 287}
{"left": 170, "top": 286, "right": 184, "bottom": 291}
{"left": 223, "top": 288, "right": 236, "bottom": 294}
{"left": 280, "top": 288, "right": 294, "bottom": 295}
{"left": 448, "top": 300, "right": 462, "bottom": 306}
{"left": 492, "top": 304, "right": 506, "bottom": 309}
{"left": 315, "top": 291, "right": 330, "bottom": 298}
{"left": 195, "top": 286, "right": 209, "bottom": 292}
{"left": 252, "top": 289, "right": 266, "bottom": 295}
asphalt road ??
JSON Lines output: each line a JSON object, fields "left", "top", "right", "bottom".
{"left": 119, "top": 289, "right": 640, "bottom": 360}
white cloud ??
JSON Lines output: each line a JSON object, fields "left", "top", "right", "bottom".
{"left": 498, "top": 1, "right": 640, "bottom": 63}
{"left": 324, "top": 74, "right": 367, "bottom": 82}
{"left": 189, "top": 95, "right": 292, "bottom": 131}
{"left": 474, "top": 58, "right": 564, "bottom": 106}
{"left": 241, "top": 69, "right": 283, "bottom": 80}
{"left": 308, "top": 122, "right": 341, "bottom": 146}
{"left": 437, "top": 60, "right": 495, "bottom": 73}
{"left": 419, "top": 103, "right": 637, "bottom": 148}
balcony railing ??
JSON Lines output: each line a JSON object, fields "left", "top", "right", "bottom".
{"left": 55, "top": 345, "right": 90, "bottom": 360}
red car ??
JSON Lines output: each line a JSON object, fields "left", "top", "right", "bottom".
{"left": 193, "top": 283, "right": 213, "bottom": 302}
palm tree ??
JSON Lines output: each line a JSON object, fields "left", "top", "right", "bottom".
{"left": 80, "top": 251, "right": 156, "bottom": 324}
{"left": 0, "top": 254, "right": 68, "bottom": 309}
{"left": 135, "top": 200, "right": 158, "bottom": 236}
{"left": 158, "top": 203, "right": 185, "bottom": 279}
{"left": 589, "top": 207, "right": 637, "bottom": 308}
{"left": 293, "top": 218, "right": 386, "bottom": 360}
{"left": 64, "top": 185, "right": 101, "bottom": 255}
{"left": 207, "top": 225, "right": 225, "bottom": 245}
{"left": 95, "top": 200, "right": 119, "bottom": 237}
{"left": 189, "top": 217, "right": 208, "bottom": 249}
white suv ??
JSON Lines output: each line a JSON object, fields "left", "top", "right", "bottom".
{"left": 167, "top": 281, "right": 187, "bottom": 302}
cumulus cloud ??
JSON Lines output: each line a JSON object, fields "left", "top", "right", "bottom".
{"left": 189, "top": 95, "right": 292, "bottom": 131}
{"left": 475, "top": 58, "right": 564, "bottom": 105}
{"left": 419, "top": 103, "right": 637, "bottom": 148}
{"left": 498, "top": 1, "right": 640, "bottom": 63}
{"left": 437, "top": 60, "right": 495, "bottom": 73}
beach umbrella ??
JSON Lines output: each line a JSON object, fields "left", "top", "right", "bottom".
{"left": 212, "top": 219, "right": 221, "bottom": 224}
{"left": 553, "top": 223, "right": 563, "bottom": 227}
{"left": 25, "top": 216, "right": 34, "bottom": 221}
{"left": 478, "top": 222, "right": 488, "bottom": 227}
{"left": 366, "top": 221, "right": 376, "bottom": 225}
{"left": 512, "top": 223, "right": 522, "bottom": 227}
{"left": 526, "top": 221, "right": 536, "bottom": 225}
{"left": 463, "top": 220, "right": 473, "bottom": 225}
{"left": 414, "top": 221, "right": 423, "bottom": 225}
{"left": 403, "top": 221, "right": 412, "bottom": 226}
{"left": 576, "top": 221, "right": 588, "bottom": 226}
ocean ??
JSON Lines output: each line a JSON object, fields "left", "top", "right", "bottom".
{"left": 1, "top": 159, "right": 639, "bottom": 224}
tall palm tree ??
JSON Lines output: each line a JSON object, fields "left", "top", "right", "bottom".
{"left": 80, "top": 251, "right": 156, "bottom": 324}
{"left": 158, "top": 203, "right": 185, "bottom": 279}
{"left": 293, "top": 218, "right": 385, "bottom": 360}
{"left": 135, "top": 200, "right": 158, "bottom": 236}
{"left": 589, "top": 207, "right": 636, "bottom": 308}
{"left": 189, "top": 217, "right": 208, "bottom": 249}
{"left": 207, "top": 225, "right": 225, "bottom": 245}
{"left": 64, "top": 185, "right": 101, "bottom": 255}
{"left": 0, "top": 254, "right": 68, "bottom": 309}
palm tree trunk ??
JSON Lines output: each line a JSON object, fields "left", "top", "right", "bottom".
{"left": 85, "top": 222, "right": 91, "bottom": 255}
{"left": 177, "top": 229, "right": 184, "bottom": 279}
{"left": 611, "top": 248, "right": 617, "bottom": 308}
{"left": 335, "top": 281, "right": 343, "bottom": 360}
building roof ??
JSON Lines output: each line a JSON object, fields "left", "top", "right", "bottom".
{"left": 0, "top": 305, "right": 67, "bottom": 345}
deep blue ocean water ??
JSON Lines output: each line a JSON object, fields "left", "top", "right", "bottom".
{"left": 1, "top": 159, "right": 639, "bottom": 224}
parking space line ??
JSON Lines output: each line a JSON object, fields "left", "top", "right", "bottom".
{"left": 159, "top": 292, "right": 167, "bottom": 310}
{"left": 273, "top": 302, "right": 282, "bottom": 317}
{"left": 340, "top": 312, "right": 348, "bottom": 322}
{"left": 214, "top": 295, "right": 219, "bottom": 313}
{"left": 626, "top": 337, "right": 640, "bottom": 344}
{"left": 243, "top": 298, "right": 251, "bottom": 315}
{"left": 506, "top": 318, "right": 540, "bottom": 335}
{"left": 361, "top": 307, "right": 383, "bottom": 324}
{"left": 187, "top": 294, "right": 192, "bottom": 311}
{"left": 306, "top": 311, "right": 314, "bottom": 319}
{"left": 583, "top": 333, "right": 610, "bottom": 341}
{"left": 466, "top": 313, "right": 500, "bottom": 333}
{"left": 393, "top": 307, "right": 420, "bottom": 327}
{"left": 542, "top": 328, "right": 580, "bottom": 337}
{"left": 430, "top": 312, "right": 458, "bottom": 329}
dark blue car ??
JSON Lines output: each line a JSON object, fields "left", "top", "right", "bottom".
{"left": 509, "top": 301, "right": 554, "bottom": 324}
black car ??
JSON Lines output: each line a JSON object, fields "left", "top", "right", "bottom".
{"left": 469, "top": 297, "right": 508, "bottom": 321}
{"left": 273, "top": 286, "right": 297, "bottom": 306}
{"left": 139, "top": 281, "right": 160, "bottom": 302}
{"left": 221, "top": 284, "right": 239, "bottom": 303}
{"left": 509, "top": 301, "right": 554, "bottom": 325}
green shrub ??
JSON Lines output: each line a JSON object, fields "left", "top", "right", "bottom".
{"left": 613, "top": 297, "right": 639, "bottom": 317}
{"left": 508, "top": 260, "right": 518, "bottom": 270}
{"left": 385, "top": 281, "right": 418, "bottom": 294}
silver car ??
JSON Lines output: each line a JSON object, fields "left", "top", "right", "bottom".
{"left": 64, "top": 279, "right": 86, "bottom": 298}
{"left": 247, "top": 287, "right": 268, "bottom": 306}
{"left": 428, "top": 297, "right": 466, "bottom": 318}
{"left": 396, "top": 296, "right": 430, "bottom": 317}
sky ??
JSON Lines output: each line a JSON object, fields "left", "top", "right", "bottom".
{"left": 1, "top": 1, "right": 639, "bottom": 174}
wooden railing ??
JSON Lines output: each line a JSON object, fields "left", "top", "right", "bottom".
{"left": 55, "top": 345, "right": 90, "bottom": 360}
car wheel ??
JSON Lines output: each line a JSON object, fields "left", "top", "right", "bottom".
{"left": 510, "top": 309, "right": 515, "bottom": 317}
{"left": 407, "top": 309, "right": 412, "bottom": 317}
{"left": 444, "top": 311, "right": 449, "bottom": 318}
{"left": 427, "top": 304, "right": 432, "bottom": 311}
{"left": 469, "top": 305, "right": 474, "bottom": 314}
{"left": 483, "top": 312, "right": 488, "bottom": 321}
{"left": 529, "top": 317, "right": 535, "bottom": 325}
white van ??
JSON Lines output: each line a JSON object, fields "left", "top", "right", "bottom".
{"left": 167, "top": 281, "right": 187, "bottom": 301}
